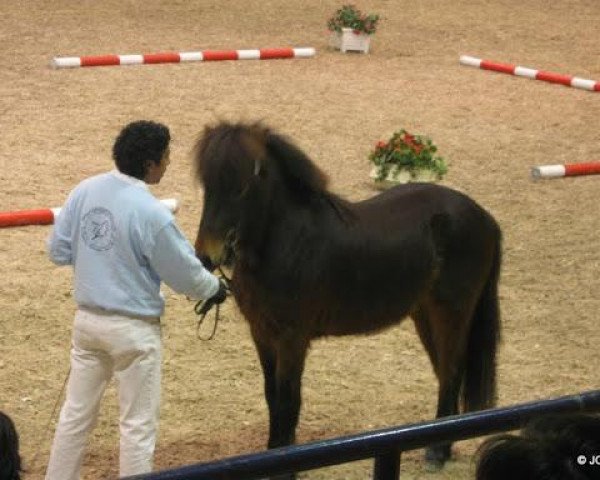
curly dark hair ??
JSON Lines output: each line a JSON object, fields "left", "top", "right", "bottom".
{"left": 476, "top": 413, "right": 600, "bottom": 480}
{"left": 112, "top": 120, "right": 170, "bottom": 179}
{"left": 0, "top": 411, "right": 22, "bottom": 480}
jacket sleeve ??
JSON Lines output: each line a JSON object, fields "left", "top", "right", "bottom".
{"left": 47, "top": 198, "right": 74, "bottom": 266}
{"left": 149, "top": 222, "right": 220, "bottom": 300}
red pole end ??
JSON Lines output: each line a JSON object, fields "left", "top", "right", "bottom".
{"left": 0, "top": 209, "right": 55, "bottom": 228}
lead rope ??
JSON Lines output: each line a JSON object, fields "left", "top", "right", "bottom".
{"left": 194, "top": 267, "right": 232, "bottom": 341}
{"left": 30, "top": 366, "right": 70, "bottom": 472}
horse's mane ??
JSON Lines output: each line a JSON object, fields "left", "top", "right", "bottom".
{"left": 263, "top": 126, "right": 329, "bottom": 201}
{"left": 194, "top": 122, "right": 260, "bottom": 188}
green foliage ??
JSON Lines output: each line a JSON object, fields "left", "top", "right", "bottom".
{"left": 369, "top": 129, "right": 448, "bottom": 181}
{"left": 327, "top": 4, "right": 380, "bottom": 35}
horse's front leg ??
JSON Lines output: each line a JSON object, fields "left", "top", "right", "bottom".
{"left": 272, "top": 337, "right": 309, "bottom": 448}
{"left": 252, "top": 336, "right": 279, "bottom": 448}
{"left": 253, "top": 332, "right": 309, "bottom": 480}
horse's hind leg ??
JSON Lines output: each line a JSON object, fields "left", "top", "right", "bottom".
{"left": 412, "top": 302, "right": 470, "bottom": 470}
{"left": 425, "top": 367, "right": 463, "bottom": 470}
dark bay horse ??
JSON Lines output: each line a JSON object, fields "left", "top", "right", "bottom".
{"left": 193, "top": 121, "right": 502, "bottom": 476}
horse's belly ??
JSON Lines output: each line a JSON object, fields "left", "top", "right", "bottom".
{"left": 315, "top": 308, "right": 410, "bottom": 337}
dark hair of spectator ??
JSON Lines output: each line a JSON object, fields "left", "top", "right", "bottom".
{"left": 0, "top": 411, "right": 22, "bottom": 480}
{"left": 475, "top": 413, "right": 600, "bottom": 480}
{"left": 112, "top": 120, "right": 170, "bottom": 179}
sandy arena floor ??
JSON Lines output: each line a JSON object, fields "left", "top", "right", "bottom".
{"left": 1, "top": 1, "right": 599, "bottom": 478}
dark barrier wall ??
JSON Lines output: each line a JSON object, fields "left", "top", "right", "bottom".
{"left": 124, "top": 390, "right": 600, "bottom": 480}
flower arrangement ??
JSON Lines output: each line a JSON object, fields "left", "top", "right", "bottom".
{"left": 369, "top": 129, "right": 448, "bottom": 182}
{"left": 327, "top": 4, "right": 380, "bottom": 35}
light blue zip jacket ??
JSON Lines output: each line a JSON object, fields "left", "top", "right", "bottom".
{"left": 47, "top": 170, "right": 219, "bottom": 318}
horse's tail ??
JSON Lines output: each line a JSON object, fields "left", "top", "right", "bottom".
{"left": 462, "top": 231, "right": 502, "bottom": 412}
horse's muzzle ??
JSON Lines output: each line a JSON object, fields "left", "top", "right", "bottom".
{"left": 195, "top": 233, "right": 232, "bottom": 271}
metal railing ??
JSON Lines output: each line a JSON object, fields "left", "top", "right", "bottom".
{"left": 125, "top": 389, "right": 600, "bottom": 480}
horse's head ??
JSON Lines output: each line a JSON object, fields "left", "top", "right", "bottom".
{"left": 193, "top": 121, "right": 329, "bottom": 270}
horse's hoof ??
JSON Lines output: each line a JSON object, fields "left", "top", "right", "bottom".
{"left": 424, "top": 445, "right": 449, "bottom": 471}
{"left": 424, "top": 458, "right": 445, "bottom": 472}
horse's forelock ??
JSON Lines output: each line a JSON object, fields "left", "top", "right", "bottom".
{"left": 194, "top": 122, "right": 262, "bottom": 187}
{"left": 193, "top": 124, "right": 218, "bottom": 185}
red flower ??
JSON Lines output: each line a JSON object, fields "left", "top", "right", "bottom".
{"left": 401, "top": 133, "right": 423, "bottom": 153}
{"left": 370, "top": 128, "right": 447, "bottom": 180}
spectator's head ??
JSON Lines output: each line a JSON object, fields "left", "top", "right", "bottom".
{"left": 476, "top": 413, "right": 600, "bottom": 480}
{"left": 0, "top": 411, "right": 22, "bottom": 480}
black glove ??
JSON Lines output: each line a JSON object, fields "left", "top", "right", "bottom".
{"left": 210, "top": 279, "right": 228, "bottom": 305}
{"left": 196, "top": 279, "right": 228, "bottom": 315}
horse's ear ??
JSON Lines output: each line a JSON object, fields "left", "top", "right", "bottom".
{"left": 265, "top": 132, "right": 328, "bottom": 199}
{"left": 241, "top": 124, "right": 268, "bottom": 177}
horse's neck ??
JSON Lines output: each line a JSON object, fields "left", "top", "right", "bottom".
{"left": 268, "top": 193, "right": 354, "bottom": 252}
{"left": 321, "top": 192, "right": 354, "bottom": 224}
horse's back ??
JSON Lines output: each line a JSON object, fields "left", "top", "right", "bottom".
{"left": 355, "top": 183, "right": 499, "bottom": 240}
{"left": 376, "top": 182, "right": 500, "bottom": 248}
{"left": 359, "top": 182, "right": 488, "bottom": 217}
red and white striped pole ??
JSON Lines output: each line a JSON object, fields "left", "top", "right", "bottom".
{"left": 0, "top": 198, "right": 179, "bottom": 228}
{"left": 52, "top": 47, "right": 315, "bottom": 68}
{"left": 460, "top": 55, "right": 600, "bottom": 92}
{"left": 531, "top": 162, "right": 600, "bottom": 179}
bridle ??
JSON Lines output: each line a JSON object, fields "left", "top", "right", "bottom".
{"left": 193, "top": 157, "right": 261, "bottom": 340}
{"left": 194, "top": 265, "right": 232, "bottom": 341}
{"left": 193, "top": 231, "right": 237, "bottom": 341}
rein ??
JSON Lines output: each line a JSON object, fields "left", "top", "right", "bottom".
{"left": 30, "top": 366, "right": 70, "bottom": 472}
{"left": 194, "top": 266, "right": 232, "bottom": 341}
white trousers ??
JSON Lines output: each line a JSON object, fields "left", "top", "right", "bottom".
{"left": 45, "top": 309, "right": 162, "bottom": 480}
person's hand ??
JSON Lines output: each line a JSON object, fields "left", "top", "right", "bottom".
{"left": 196, "top": 279, "right": 228, "bottom": 315}
{"left": 210, "top": 279, "right": 228, "bottom": 305}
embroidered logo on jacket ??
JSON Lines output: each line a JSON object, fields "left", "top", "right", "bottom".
{"left": 81, "top": 207, "right": 116, "bottom": 251}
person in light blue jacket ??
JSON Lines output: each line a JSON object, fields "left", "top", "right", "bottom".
{"left": 45, "top": 120, "right": 227, "bottom": 480}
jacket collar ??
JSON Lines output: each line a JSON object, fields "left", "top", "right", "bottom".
{"left": 110, "top": 169, "right": 149, "bottom": 190}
